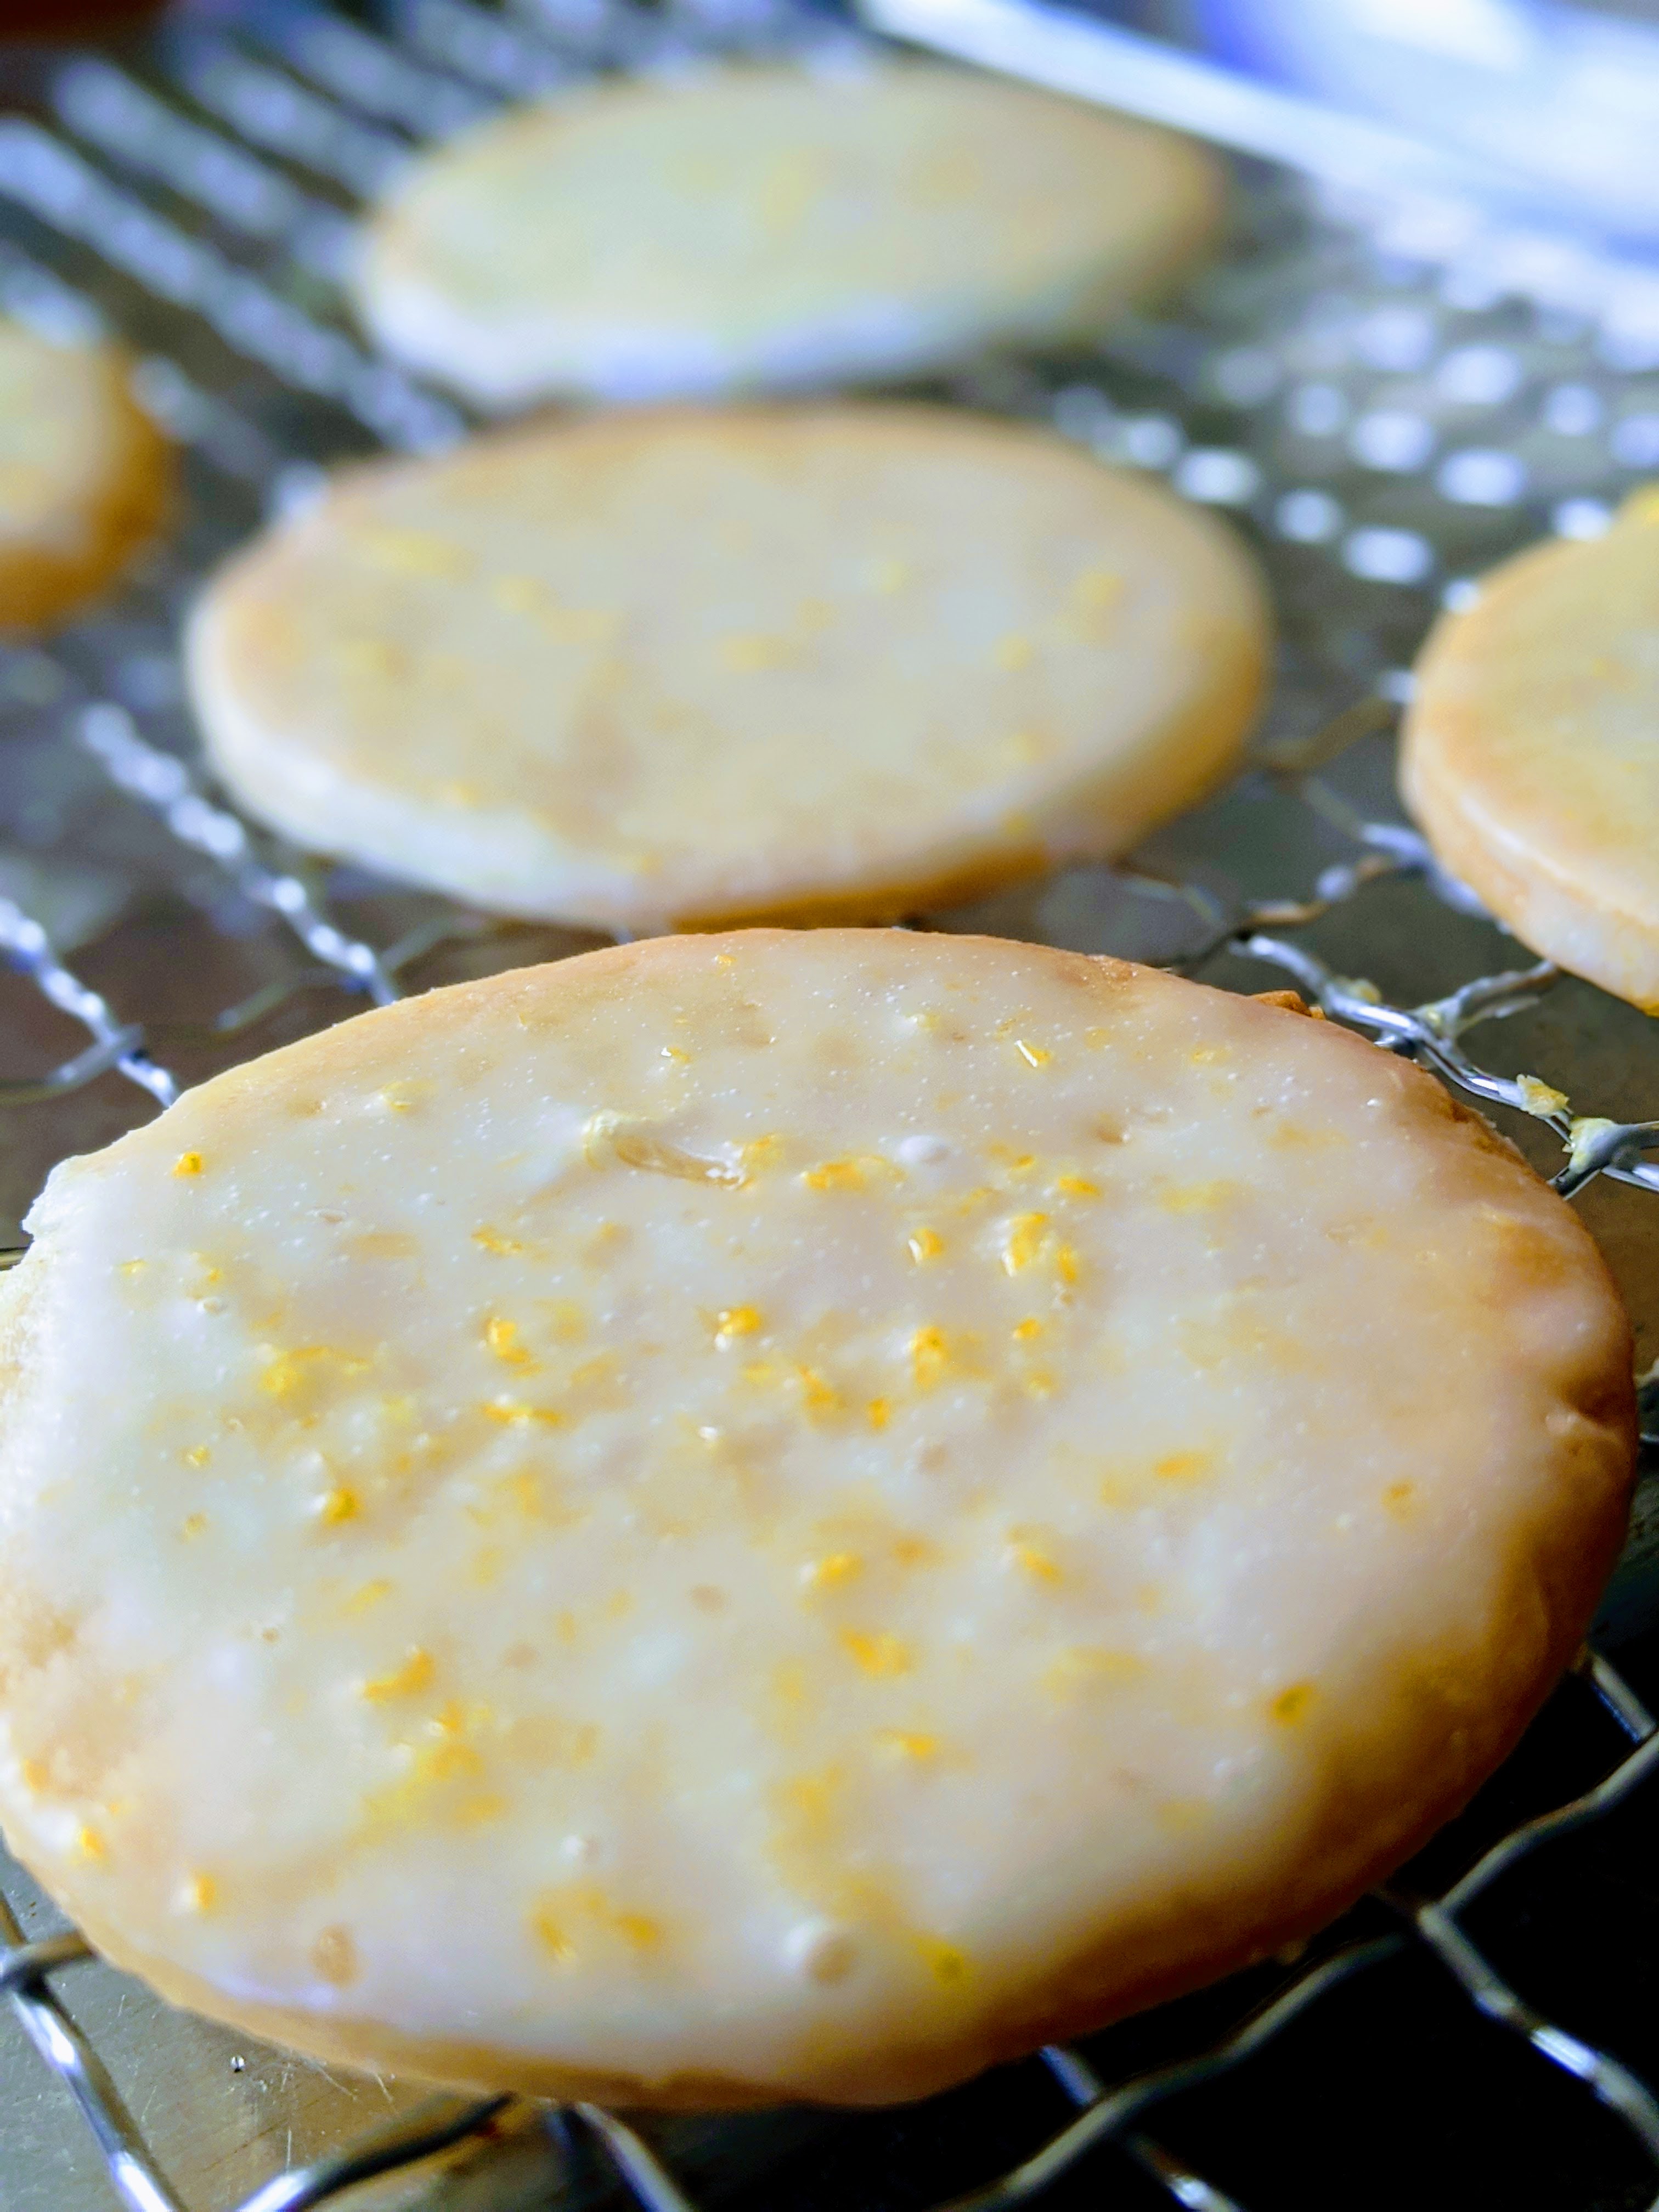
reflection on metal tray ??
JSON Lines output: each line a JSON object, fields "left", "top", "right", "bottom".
{"left": 1, "top": 1, "right": 1658, "bottom": 2207}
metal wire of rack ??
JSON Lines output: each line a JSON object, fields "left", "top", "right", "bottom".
{"left": 1, "top": 2, "right": 1659, "bottom": 2208}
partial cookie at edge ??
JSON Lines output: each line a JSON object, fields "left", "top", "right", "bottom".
{"left": 0, "top": 319, "right": 171, "bottom": 633}
{"left": 1400, "top": 488, "right": 1659, "bottom": 1011}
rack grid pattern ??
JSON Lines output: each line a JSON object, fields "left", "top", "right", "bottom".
{"left": 1, "top": 2, "right": 1658, "bottom": 2207}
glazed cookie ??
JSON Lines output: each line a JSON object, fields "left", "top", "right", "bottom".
{"left": 350, "top": 60, "right": 1223, "bottom": 408}
{"left": 0, "top": 317, "right": 171, "bottom": 632}
{"left": 0, "top": 931, "right": 1633, "bottom": 2107}
{"left": 185, "top": 405, "right": 1269, "bottom": 932}
{"left": 1401, "top": 489, "right": 1659, "bottom": 1011}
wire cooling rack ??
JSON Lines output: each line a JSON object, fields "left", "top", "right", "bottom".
{"left": 2, "top": 1, "right": 1659, "bottom": 2207}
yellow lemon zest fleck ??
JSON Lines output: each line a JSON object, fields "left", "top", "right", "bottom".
{"left": 119, "top": 1259, "right": 146, "bottom": 1277}
{"left": 346, "top": 1579, "right": 392, "bottom": 1614}
{"left": 1013, "top": 1039, "right": 1051, "bottom": 1069}
{"left": 182, "top": 1872, "right": 217, "bottom": 1914}
{"left": 458, "top": 1793, "right": 508, "bottom": 1827}
{"left": 416, "top": 1740, "right": 483, "bottom": 1784}
{"left": 802, "top": 1552, "right": 862, "bottom": 1590}
{"left": 840, "top": 1630, "right": 912, "bottom": 1677}
{"left": 318, "top": 1485, "right": 360, "bottom": 1526}
{"left": 1045, "top": 1646, "right": 1147, "bottom": 1694}
{"left": 989, "top": 1147, "right": 1037, "bottom": 1178}
{"left": 613, "top": 1912, "right": 662, "bottom": 1948}
{"left": 714, "top": 1305, "right": 762, "bottom": 1347}
{"left": 379, "top": 1080, "right": 433, "bottom": 1113}
{"left": 473, "top": 1226, "right": 524, "bottom": 1256}
{"left": 876, "top": 1730, "right": 938, "bottom": 1760}
{"left": 1383, "top": 1481, "right": 1417, "bottom": 1519}
{"left": 1271, "top": 1682, "right": 1316, "bottom": 1726}
{"left": 78, "top": 1825, "right": 105, "bottom": 1861}
{"left": 1001, "top": 1214, "right": 1049, "bottom": 1274}
{"left": 1056, "top": 1244, "right": 1080, "bottom": 1285}
{"left": 172, "top": 1151, "right": 202, "bottom": 1178}
{"left": 180, "top": 1513, "right": 208, "bottom": 1541}
{"left": 661, "top": 1044, "right": 690, "bottom": 1064}
{"left": 1159, "top": 1180, "right": 1237, "bottom": 1214}
{"left": 909, "top": 1326, "right": 952, "bottom": 1389}
{"left": 486, "top": 1317, "right": 532, "bottom": 1365}
{"left": 907, "top": 1227, "right": 944, "bottom": 1264}
{"left": 741, "top": 1132, "right": 783, "bottom": 1170}
{"left": 479, "top": 1399, "right": 563, "bottom": 1427}
{"left": 1155, "top": 1451, "right": 1212, "bottom": 1485}
{"left": 260, "top": 1346, "right": 363, "bottom": 1398}
{"left": 1012, "top": 1317, "right": 1043, "bottom": 1342}
{"left": 866, "top": 1397, "right": 891, "bottom": 1430}
{"left": 361, "top": 1647, "right": 435, "bottom": 1702}
{"left": 503, "top": 1471, "right": 557, "bottom": 1521}
{"left": 1009, "top": 1542, "right": 1061, "bottom": 1583}
{"left": 183, "top": 1446, "right": 210, "bottom": 1469}
{"left": 802, "top": 1155, "right": 889, "bottom": 1192}
{"left": 916, "top": 1933, "right": 969, "bottom": 1984}
{"left": 532, "top": 1886, "right": 662, "bottom": 1962}
{"left": 1051, "top": 1175, "right": 1099, "bottom": 1198}
{"left": 796, "top": 1367, "right": 842, "bottom": 1420}
{"left": 532, "top": 1907, "right": 575, "bottom": 1962}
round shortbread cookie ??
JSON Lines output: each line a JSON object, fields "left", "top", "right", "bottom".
{"left": 1401, "top": 489, "right": 1659, "bottom": 1012}
{"left": 185, "top": 405, "right": 1269, "bottom": 932}
{"left": 0, "top": 931, "right": 1633, "bottom": 2108}
{"left": 0, "top": 318, "right": 171, "bottom": 633}
{"left": 351, "top": 60, "right": 1223, "bottom": 409}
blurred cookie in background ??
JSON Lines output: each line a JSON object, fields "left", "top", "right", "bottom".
{"left": 0, "top": 318, "right": 171, "bottom": 633}
{"left": 351, "top": 60, "right": 1223, "bottom": 410}
{"left": 185, "top": 403, "right": 1269, "bottom": 934}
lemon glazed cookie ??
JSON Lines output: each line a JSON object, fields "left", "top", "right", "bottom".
{"left": 0, "top": 931, "right": 1633, "bottom": 2107}
{"left": 1401, "top": 489, "right": 1659, "bottom": 1012}
{"left": 0, "top": 317, "right": 171, "bottom": 633}
{"left": 351, "top": 60, "right": 1223, "bottom": 410}
{"left": 185, "top": 404, "right": 1269, "bottom": 933}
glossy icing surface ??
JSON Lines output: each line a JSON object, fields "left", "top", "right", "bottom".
{"left": 0, "top": 933, "right": 1632, "bottom": 2103}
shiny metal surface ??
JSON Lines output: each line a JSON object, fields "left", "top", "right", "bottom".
{"left": 1, "top": 1, "right": 1658, "bottom": 2205}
